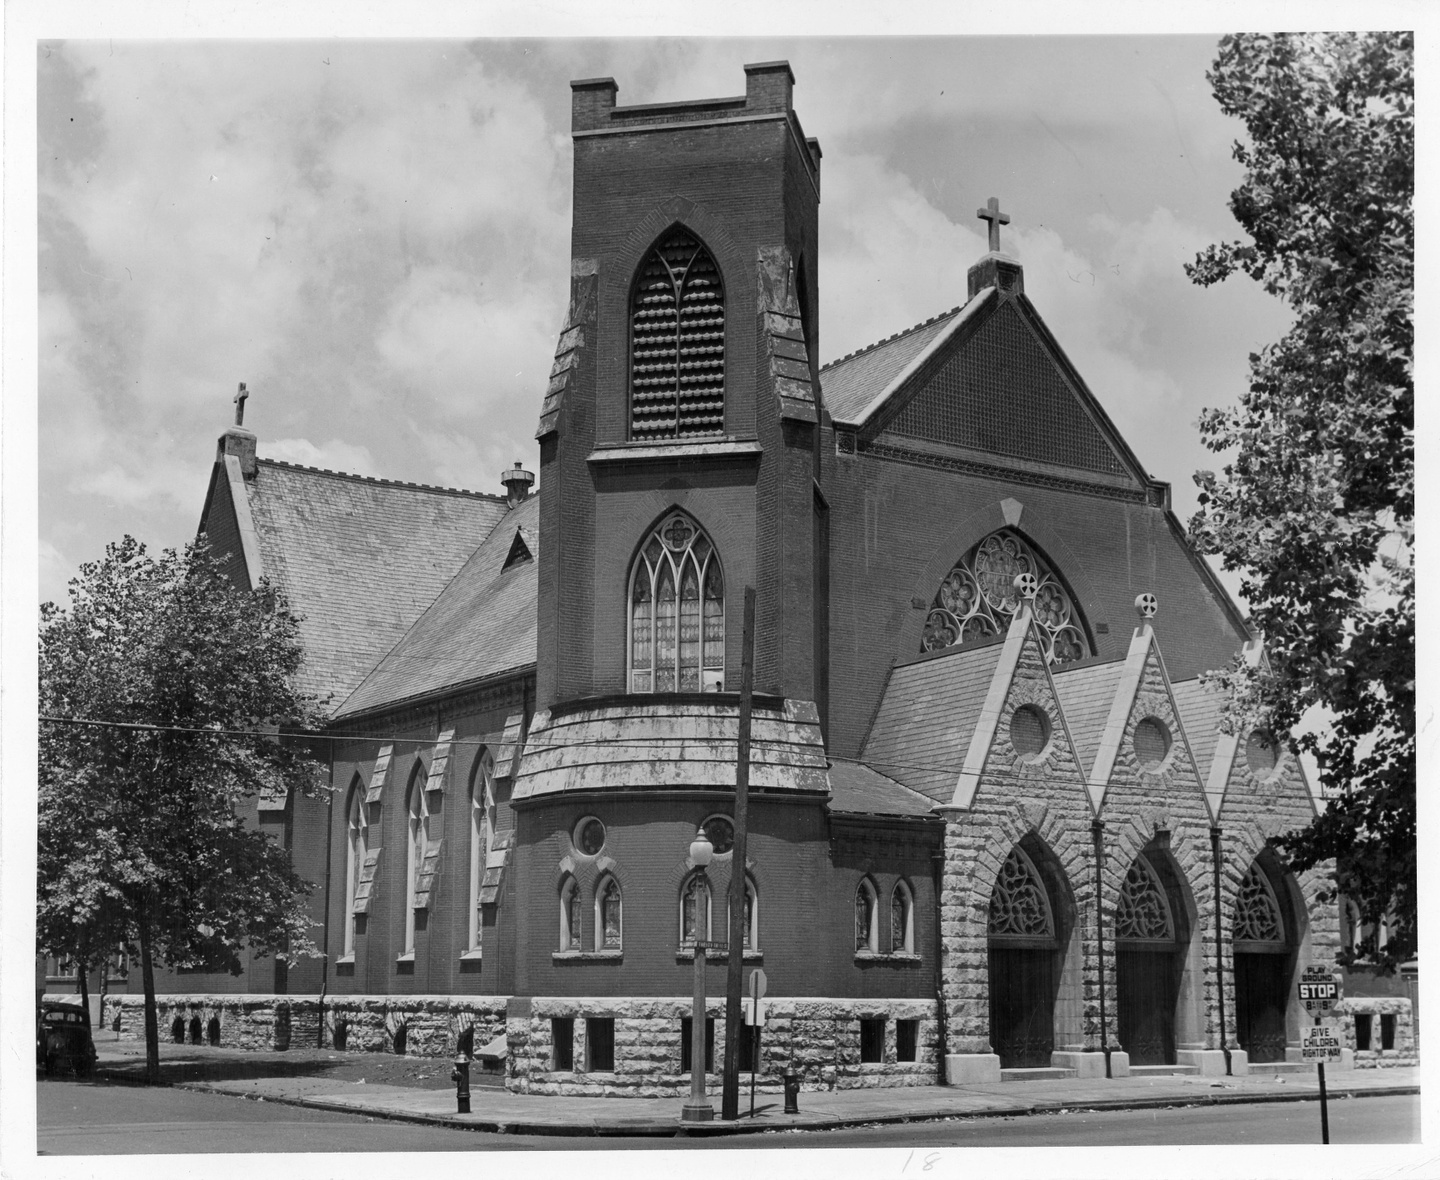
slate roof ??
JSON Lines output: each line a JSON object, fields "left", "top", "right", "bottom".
{"left": 243, "top": 459, "right": 510, "bottom": 710}
{"left": 820, "top": 306, "right": 965, "bottom": 424}
{"left": 826, "top": 759, "right": 938, "bottom": 818}
{"left": 1051, "top": 657, "right": 1127, "bottom": 778}
{"left": 336, "top": 495, "right": 539, "bottom": 719}
{"left": 1170, "top": 675, "right": 1227, "bottom": 784}
{"left": 512, "top": 697, "right": 829, "bottom": 800}
{"left": 861, "top": 639, "right": 1006, "bottom": 804}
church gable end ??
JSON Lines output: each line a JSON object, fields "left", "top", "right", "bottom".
{"left": 877, "top": 300, "right": 1137, "bottom": 483}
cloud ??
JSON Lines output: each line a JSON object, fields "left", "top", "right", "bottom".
{"left": 264, "top": 437, "right": 380, "bottom": 476}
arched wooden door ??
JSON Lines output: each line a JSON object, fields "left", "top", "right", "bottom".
{"left": 987, "top": 845, "right": 1062, "bottom": 1068}
{"left": 1114, "top": 853, "right": 1183, "bottom": 1066}
{"left": 1232, "top": 861, "right": 1292, "bottom": 1064}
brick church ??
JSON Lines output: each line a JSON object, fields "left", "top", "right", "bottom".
{"left": 103, "top": 60, "right": 1409, "bottom": 1090}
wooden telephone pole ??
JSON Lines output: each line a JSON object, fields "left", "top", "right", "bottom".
{"left": 721, "top": 587, "right": 756, "bottom": 1120}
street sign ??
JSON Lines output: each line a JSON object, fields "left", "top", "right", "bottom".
{"left": 750, "top": 968, "right": 767, "bottom": 1001}
{"left": 743, "top": 999, "right": 769, "bottom": 1026}
{"left": 693, "top": 940, "right": 729, "bottom": 952}
{"left": 1300, "top": 1023, "right": 1344, "bottom": 1064}
{"left": 1298, "top": 965, "right": 1341, "bottom": 1014}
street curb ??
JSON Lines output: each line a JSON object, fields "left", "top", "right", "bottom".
{"left": 155, "top": 1078, "right": 1422, "bottom": 1138}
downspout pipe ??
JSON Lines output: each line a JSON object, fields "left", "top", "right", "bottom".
{"left": 932, "top": 848, "right": 949, "bottom": 1084}
{"left": 1210, "top": 825, "right": 1232, "bottom": 1076}
{"left": 1091, "top": 819, "right": 1111, "bottom": 1078}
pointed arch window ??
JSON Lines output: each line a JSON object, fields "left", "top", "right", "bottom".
{"left": 466, "top": 748, "right": 495, "bottom": 955}
{"left": 1234, "top": 863, "right": 1286, "bottom": 948}
{"left": 855, "top": 878, "right": 879, "bottom": 952}
{"left": 560, "top": 876, "right": 581, "bottom": 951}
{"left": 680, "top": 872, "right": 712, "bottom": 946}
{"left": 596, "top": 876, "right": 623, "bottom": 951}
{"left": 923, "top": 528, "right": 1089, "bottom": 665}
{"left": 726, "top": 876, "right": 759, "bottom": 951}
{"left": 630, "top": 226, "right": 725, "bottom": 440}
{"left": 891, "top": 880, "right": 915, "bottom": 954}
{"left": 343, "top": 778, "right": 367, "bottom": 958}
{"left": 403, "top": 765, "right": 429, "bottom": 956}
{"left": 1115, "top": 855, "right": 1175, "bottom": 943}
{"left": 988, "top": 845, "right": 1056, "bottom": 941}
{"left": 629, "top": 511, "right": 724, "bottom": 693}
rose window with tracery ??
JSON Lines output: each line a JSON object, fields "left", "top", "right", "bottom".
{"left": 922, "top": 529, "right": 1088, "bottom": 665}
{"left": 988, "top": 847, "right": 1055, "bottom": 940}
{"left": 629, "top": 512, "right": 724, "bottom": 693}
{"left": 1234, "top": 864, "right": 1286, "bottom": 945}
{"left": 1115, "top": 856, "right": 1175, "bottom": 942}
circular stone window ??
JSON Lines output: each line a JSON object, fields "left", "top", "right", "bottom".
{"left": 1246, "top": 729, "right": 1279, "bottom": 776}
{"left": 702, "top": 814, "right": 735, "bottom": 855}
{"left": 1009, "top": 704, "right": 1051, "bottom": 762}
{"left": 1133, "top": 717, "right": 1172, "bottom": 772}
{"left": 574, "top": 816, "right": 606, "bottom": 856}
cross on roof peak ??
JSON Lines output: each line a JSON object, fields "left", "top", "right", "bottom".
{"left": 233, "top": 382, "right": 249, "bottom": 427}
{"left": 976, "top": 196, "right": 1011, "bottom": 253}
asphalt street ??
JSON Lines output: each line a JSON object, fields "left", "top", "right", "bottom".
{"left": 34, "top": 1079, "right": 1420, "bottom": 1153}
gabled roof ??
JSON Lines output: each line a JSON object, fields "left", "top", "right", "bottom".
{"left": 826, "top": 759, "right": 939, "bottom": 819}
{"left": 1051, "top": 657, "right": 1128, "bottom": 778}
{"left": 336, "top": 495, "right": 539, "bottom": 719}
{"left": 820, "top": 295, "right": 987, "bottom": 426}
{"left": 1170, "top": 675, "right": 1226, "bottom": 787}
{"left": 861, "top": 637, "right": 1006, "bottom": 803}
{"left": 231, "top": 459, "right": 511, "bottom": 709}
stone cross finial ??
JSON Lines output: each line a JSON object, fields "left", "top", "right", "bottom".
{"left": 977, "top": 196, "right": 1010, "bottom": 253}
{"left": 233, "top": 382, "right": 249, "bottom": 426}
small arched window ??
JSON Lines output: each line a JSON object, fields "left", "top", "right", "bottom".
{"left": 596, "top": 876, "right": 623, "bottom": 951}
{"left": 403, "top": 765, "right": 428, "bottom": 955}
{"left": 343, "top": 778, "right": 367, "bottom": 957}
{"left": 630, "top": 226, "right": 725, "bottom": 440}
{"left": 727, "top": 876, "right": 759, "bottom": 950}
{"left": 629, "top": 511, "right": 724, "bottom": 693}
{"left": 855, "top": 878, "right": 879, "bottom": 953}
{"left": 890, "top": 880, "right": 914, "bottom": 954}
{"left": 680, "top": 872, "right": 712, "bottom": 946}
{"left": 559, "top": 876, "right": 581, "bottom": 951}
{"left": 467, "top": 748, "right": 495, "bottom": 954}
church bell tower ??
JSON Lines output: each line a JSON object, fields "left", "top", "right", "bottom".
{"left": 535, "top": 61, "right": 826, "bottom": 720}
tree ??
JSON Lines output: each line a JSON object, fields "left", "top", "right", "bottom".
{"left": 39, "top": 536, "right": 328, "bottom": 1082}
{"left": 1186, "top": 33, "right": 1413, "bottom": 969}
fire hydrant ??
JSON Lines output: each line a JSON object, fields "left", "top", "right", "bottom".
{"left": 782, "top": 1068, "right": 801, "bottom": 1114}
{"left": 450, "top": 1054, "right": 471, "bottom": 1114}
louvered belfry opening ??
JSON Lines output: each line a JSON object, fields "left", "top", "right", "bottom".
{"left": 630, "top": 227, "right": 725, "bottom": 439}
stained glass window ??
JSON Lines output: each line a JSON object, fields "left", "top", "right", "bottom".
{"left": 598, "top": 878, "right": 622, "bottom": 950}
{"left": 630, "top": 227, "right": 725, "bottom": 439}
{"left": 1234, "top": 863, "right": 1285, "bottom": 945}
{"left": 629, "top": 512, "right": 724, "bottom": 693}
{"left": 855, "top": 879, "right": 878, "bottom": 952}
{"left": 922, "top": 529, "right": 1088, "bottom": 665}
{"left": 1115, "top": 855, "right": 1174, "bottom": 942}
{"left": 988, "top": 846, "right": 1055, "bottom": 939}
{"left": 681, "top": 874, "right": 710, "bottom": 945}
{"left": 891, "top": 881, "right": 914, "bottom": 953}
{"left": 561, "top": 878, "right": 581, "bottom": 951}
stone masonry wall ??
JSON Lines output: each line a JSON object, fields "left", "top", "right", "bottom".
{"left": 1333, "top": 998, "right": 1418, "bottom": 1068}
{"left": 506, "top": 996, "right": 939, "bottom": 1097}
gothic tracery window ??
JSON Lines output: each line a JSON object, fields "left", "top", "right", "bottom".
{"left": 922, "top": 529, "right": 1088, "bottom": 665}
{"left": 467, "top": 748, "right": 495, "bottom": 954}
{"left": 1234, "top": 863, "right": 1286, "bottom": 945}
{"left": 560, "top": 876, "right": 581, "bottom": 951}
{"left": 891, "top": 880, "right": 915, "bottom": 954}
{"left": 988, "top": 846, "right": 1055, "bottom": 939}
{"left": 630, "top": 227, "right": 725, "bottom": 440}
{"left": 343, "top": 778, "right": 367, "bottom": 958}
{"left": 855, "top": 878, "right": 879, "bottom": 952}
{"left": 596, "top": 876, "right": 622, "bottom": 951}
{"left": 629, "top": 512, "right": 724, "bottom": 693}
{"left": 1115, "top": 855, "right": 1175, "bottom": 942}
{"left": 680, "top": 873, "right": 711, "bottom": 946}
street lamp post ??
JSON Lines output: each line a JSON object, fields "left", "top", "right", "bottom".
{"left": 681, "top": 826, "right": 715, "bottom": 1124}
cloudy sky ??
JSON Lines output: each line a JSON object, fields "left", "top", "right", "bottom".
{"left": 34, "top": 31, "right": 1298, "bottom": 607}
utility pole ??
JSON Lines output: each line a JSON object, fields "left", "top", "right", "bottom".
{"left": 721, "top": 587, "right": 756, "bottom": 1120}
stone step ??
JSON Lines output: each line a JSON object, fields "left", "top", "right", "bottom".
{"left": 1248, "top": 1062, "right": 1311, "bottom": 1075}
{"left": 1128, "top": 1064, "right": 1199, "bottom": 1077}
{"left": 1000, "top": 1067, "right": 1078, "bottom": 1082}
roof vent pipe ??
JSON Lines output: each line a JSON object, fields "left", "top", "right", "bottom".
{"left": 502, "top": 461, "right": 535, "bottom": 507}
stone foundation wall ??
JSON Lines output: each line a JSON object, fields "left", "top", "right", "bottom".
{"left": 101, "top": 994, "right": 509, "bottom": 1059}
{"left": 507, "top": 996, "right": 940, "bottom": 1097}
{"left": 1333, "top": 997, "right": 1418, "bottom": 1068}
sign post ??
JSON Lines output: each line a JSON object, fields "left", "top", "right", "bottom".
{"left": 748, "top": 968, "right": 767, "bottom": 1118}
{"left": 1298, "top": 966, "right": 1342, "bottom": 1144}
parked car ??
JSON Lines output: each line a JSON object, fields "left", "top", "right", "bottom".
{"left": 37, "top": 1002, "right": 96, "bottom": 1077}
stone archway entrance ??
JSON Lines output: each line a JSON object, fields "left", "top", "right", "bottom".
{"left": 1232, "top": 859, "right": 1293, "bottom": 1064}
{"left": 1114, "top": 851, "right": 1187, "bottom": 1066}
{"left": 987, "top": 843, "right": 1065, "bottom": 1068}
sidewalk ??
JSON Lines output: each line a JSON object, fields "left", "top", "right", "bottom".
{"left": 90, "top": 1039, "right": 1420, "bottom": 1139}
